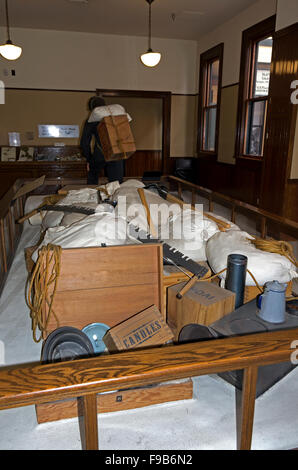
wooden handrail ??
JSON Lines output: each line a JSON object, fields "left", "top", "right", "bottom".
{"left": 168, "top": 175, "right": 298, "bottom": 238}
{"left": 0, "top": 328, "right": 297, "bottom": 450}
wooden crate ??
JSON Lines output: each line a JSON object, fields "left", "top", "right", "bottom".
{"left": 103, "top": 305, "right": 174, "bottom": 352}
{"left": 98, "top": 115, "right": 136, "bottom": 161}
{"left": 41, "top": 244, "right": 164, "bottom": 339}
{"left": 35, "top": 379, "right": 193, "bottom": 423}
{"left": 163, "top": 263, "right": 211, "bottom": 310}
{"left": 167, "top": 281, "right": 235, "bottom": 341}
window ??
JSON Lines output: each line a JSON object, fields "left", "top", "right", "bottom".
{"left": 236, "top": 16, "right": 275, "bottom": 159}
{"left": 198, "top": 43, "right": 223, "bottom": 156}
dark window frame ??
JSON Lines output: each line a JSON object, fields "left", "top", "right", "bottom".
{"left": 197, "top": 43, "right": 224, "bottom": 158}
{"left": 235, "top": 15, "right": 276, "bottom": 160}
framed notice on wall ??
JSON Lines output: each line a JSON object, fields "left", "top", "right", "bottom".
{"left": 1, "top": 147, "right": 17, "bottom": 161}
{"left": 38, "top": 124, "right": 80, "bottom": 138}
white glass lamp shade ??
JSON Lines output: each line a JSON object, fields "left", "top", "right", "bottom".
{"left": 0, "top": 40, "right": 22, "bottom": 60}
{"left": 140, "top": 49, "right": 161, "bottom": 67}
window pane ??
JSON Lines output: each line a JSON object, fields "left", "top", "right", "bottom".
{"left": 253, "top": 36, "right": 273, "bottom": 97}
{"left": 207, "top": 60, "right": 219, "bottom": 105}
{"left": 245, "top": 100, "right": 266, "bottom": 155}
{"left": 203, "top": 107, "right": 217, "bottom": 151}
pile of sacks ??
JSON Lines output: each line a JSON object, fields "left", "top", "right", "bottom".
{"left": 206, "top": 230, "right": 297, "bottom": 287}
{"left": 25, "top": 179, "right": 298, "bottom": 287}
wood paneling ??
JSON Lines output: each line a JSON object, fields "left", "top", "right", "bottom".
{"left": 124, "top": 150, "right": 162, "bottom": 177}
{"left": 260, "top": 23, "right": 298, "bottom": 216}
{"left": 0, "top": 147, "right": 165, "bottom": 198}
{"left": 284, "top": 180, "right": 298, "bottom": 222}
{"left": 97, "top": 89, "right": 172, "bottom": 176}
{"left": 0, "top": 160, "right": 86, "bottom": 199}
{"left": 195, "top": 156, "right": 236, "bottom": 198}
{"left": 234, "top": 157, "right": 262, "bottom": 205}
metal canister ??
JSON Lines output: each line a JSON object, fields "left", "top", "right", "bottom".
{"left": 225, "top": 254, "right": 248, "bottom": 309}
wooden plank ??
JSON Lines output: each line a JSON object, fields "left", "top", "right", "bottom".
{"left": 137, "top": 188, "right": 158, "bottom": 238}
{"left": 12, "top": 175, "right": 46, "bottom": 200}
{"left": 0, "top": 328, "right": 297, "bottom": 411}
{"left": 35, "top": 380, "right": 193, "bottom": 423}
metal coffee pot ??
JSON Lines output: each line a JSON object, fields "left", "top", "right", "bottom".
{"left": 257, "top": 280, "right": 287, "bottom": 324}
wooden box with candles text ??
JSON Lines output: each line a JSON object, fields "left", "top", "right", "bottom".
{"left": 97, "top": 115, "right": 136, "bottom": 161}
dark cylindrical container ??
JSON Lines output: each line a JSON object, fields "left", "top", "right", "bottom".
{"left": 225, "top": 254, "right": 248, "bottom": 309}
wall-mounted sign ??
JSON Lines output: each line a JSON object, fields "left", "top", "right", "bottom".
{"left": 1, "top": 147, "right": 17, "bottom": 161}
{"left": 38, "top": 124, "right": 80, "bottom": 138}
{"left": 255, "top": 70, "right": 270, "bottom": 96}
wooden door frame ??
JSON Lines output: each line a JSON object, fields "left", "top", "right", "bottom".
{"left": 96, "top": 89, "right": 172, "bottom": 175}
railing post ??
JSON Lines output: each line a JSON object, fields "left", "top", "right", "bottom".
{"left": 231, "top": 205, "right": 236, "bottom": 224}
{"left": 178, "top": 182, "right": 183, "bottom": 200}
{"left": 208, "top": 195, "right": 214, "bottom": 212}
{"left": 260, "top": 216, "right": 267, "bottom": 239}
{"left": 78, "top": 394, "right": 99, "bottom": 450}
{"left": 191, "top": 189, "right": 196, "bottom": 207}
{"left": 236, "top": 366, "right": 258, "bottom": 450}
{"left": 0, "top": 219, "right": 7, "bottom": 272}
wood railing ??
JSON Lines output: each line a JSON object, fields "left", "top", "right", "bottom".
{"left": 0, "top": 179, "right": 26, "bottom": 296}
{"left": 168, "top": 175, "right": 298, "bottom": 239}
{"left": 1, "top": 174, "right": 297, "bottom": 297}
{"left": 0, "top": 328, "right": 297, "bottom": 450}
{"left": 0, "top": 176, "right": 88, "bottom": 296}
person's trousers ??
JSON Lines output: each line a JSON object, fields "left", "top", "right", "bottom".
{"left": 87, "top": 159, "right": 124, "bottom": 185}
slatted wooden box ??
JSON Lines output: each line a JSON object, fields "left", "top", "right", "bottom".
{"left": 98, "top": 115, "right": 136, "bottom": 161}
{"left": 41, "top": 244, "right": 164, "bottom": 339}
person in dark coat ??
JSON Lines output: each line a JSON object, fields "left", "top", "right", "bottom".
{"left": 80, "top": 96, "right": 124, "bottom": 185}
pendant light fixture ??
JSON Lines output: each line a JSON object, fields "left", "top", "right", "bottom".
{"left": 140, "top": 0, "right": 161, "bottom": 67}
{"left": 0, "top": 0, "right": 22, "bottom": 60}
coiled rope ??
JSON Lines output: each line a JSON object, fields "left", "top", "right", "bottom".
{"left": 249, "top": 237, "right": 298, "bottom": 268}
{"left": 26, "top": 244, "right": 62, "bottom": 343}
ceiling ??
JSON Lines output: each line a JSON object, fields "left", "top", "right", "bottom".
{"left": 0, "top": 0, "right": 259, "bottom": 41}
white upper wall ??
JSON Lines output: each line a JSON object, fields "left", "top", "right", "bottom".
{"left": 0, "top": 28, "right": 198, "bottom": 94}
{"left": 196, "top": 0, "right": 277, "bottom": 87}
{"left": 276, "top": 0, "right": 298, "bottom": 30}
